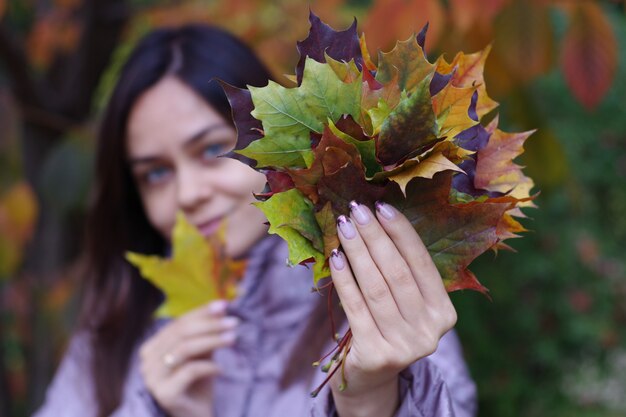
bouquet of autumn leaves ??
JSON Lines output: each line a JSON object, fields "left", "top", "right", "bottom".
{"left": 222, "top": 13, "right": 535, "bottom": 296}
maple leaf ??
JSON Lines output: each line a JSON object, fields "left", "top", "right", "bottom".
{"left": 474, "top": 123, "right": 536, "bottom": 199}
{"left": 376, "top": 75, "right": 439, "bottom": 166}
{"left": 265, "top": 171, "right": 295, "bottom": 195}
{"left": 386, "top": 172, "right": 512, "bottom": 293}
{"left": 220, "top": 82, "right": 264, "bottom": 167}
{"left": 253, "top": 189, "right": 329, "bottom": 284}
{"left": 326, "top": 55, "right": 361, "bottom": 83}
{"left": 315, "top": 201, "right": 340, "bottom": 259}
{"left": 295, "top": 11, "right": 362, "bottom": 85}
{"left": 238, "top": 57, "right": 361, "bottom": 168}
{"left": 435, "top": 46, "right": 499, "bottom": 119}
{"left": 432, "top": 83, "right": 478, "bottom": 140}
{"left": 317, "top": 157, "right": 386, "bottom": 218}
{"left": 328, "top": 116, "right": 380, "bottom": 178}
{"left": 383, "top": 152, "right": 465, "bottom": 195}
{"left": 359, "top": 33, "right": 376, "bottom": 72}
{"left": 287, "top": 126, "right": 365, "bottom": 204}
{"left": 126, "top": 213, "right": 246, "bottom": 318}
{"left": 375, "top": 34, "right": 435, "bottom": 93}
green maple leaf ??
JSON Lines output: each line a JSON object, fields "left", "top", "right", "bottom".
{"left": 239, "top": 57, "right": 362, "bottom": 168}
{"left": 367, "top": 96, "right": 395, "bottom": 136}
{"left": 254, "top": 188, "right": 329, "bottom": 283}
{"left": 361, "top": 73, "right": 402, "bottom": 134}
{"left": 326, "top": 54, "right": 361, "bottom": 83}
{"left": 126, "top": 213, "right": 246, "bottom": 318}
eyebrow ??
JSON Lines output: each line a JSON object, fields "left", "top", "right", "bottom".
{"left": 128, "top": 123, "right": 233, "bottom": 167}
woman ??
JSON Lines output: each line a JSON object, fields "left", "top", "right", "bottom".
{"left": 34, "top": 25, "right": 477, "bottom": 417}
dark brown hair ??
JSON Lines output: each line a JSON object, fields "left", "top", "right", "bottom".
{"left": 80, "top": 25, "right": 271, "bottom": 417}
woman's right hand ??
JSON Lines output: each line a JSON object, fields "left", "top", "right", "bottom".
{"left": 139, "top": 300, "right": 239, "bottom": 417}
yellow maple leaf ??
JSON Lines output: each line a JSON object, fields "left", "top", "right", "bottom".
{"left": 388, "top": 152, "right": 465, "bottom": 195}
{"left": 126, "top": 213, "right": 246, "bottom": 318}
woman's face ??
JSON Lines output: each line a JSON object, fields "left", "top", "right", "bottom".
{"left": 126, "top": 76, "right": 268, "bottom": 258}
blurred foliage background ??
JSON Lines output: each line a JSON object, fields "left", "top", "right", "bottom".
{"left": 0, "top": 0, "right": 625, "bottom": 416}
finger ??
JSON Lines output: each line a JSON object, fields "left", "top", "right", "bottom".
{"left": 374, "top": 201, "right": 450, "bottom": 304}
{"left": 336, "top": 215, "right": 407, "bottom": 341}
{"left": 348, "top": 201, "right": 424, "bottom": 322}
{"left": 158, "top": 330, "right": 238, "bottom": 377}
{"left": 169, "top": 314, "right": 239, "bottom": 343}
{"left": 145, "top": 300, "right": 227, "bottom": 351}
{"left": 141, "top": 313, "right": 239, "bottom": 366}
{"left": 329, "top": 249, "right": 381, "bottom": 343}
{"left": 165, "top": 359, "right": 220, "bottom": 396}
{"left": 187, "top": 299, "right": 231, "bottom": 320}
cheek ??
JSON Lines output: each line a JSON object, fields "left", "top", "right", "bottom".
{"left": 220, "top": 161, "right": 267, "bottom": 198}
{"left": 139, "top": 186, "right": 177, "bottom": 240}
{"left": 218, "top": 162, "right": 269, "bottom": 257}
{"left": 227, "top": 198, "right": 269, "bottom": 258}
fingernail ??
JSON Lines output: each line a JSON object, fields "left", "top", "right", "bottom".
{"left": 330, "top": 249, "right": 345, "bottom": 270}
{"left": 337, "top": 215, "right": 356, "bottom": 239}
{"left": 221, "top": 316, "right": 240, "bottom": 329}
{"left": 207, "top": 300, "right": 228, "bottom": 315}
{"left": 349, "top": 201, "right": 370, "bottom": 225}
{"left": 222, "top": 330, "right": 238, "bottom": 343}
{"left": 375, "top": 201, "right": 396, "bottom": 220}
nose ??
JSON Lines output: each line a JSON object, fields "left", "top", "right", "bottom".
{"left": 176, "top": 165, "right": 212, "bottom": 212}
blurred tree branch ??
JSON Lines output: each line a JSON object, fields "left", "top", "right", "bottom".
{"left": 54, "top": 0, "right": 129, "bottom": 120}
{"left": 0, "top": 24, "right": 39, "bottom": 106}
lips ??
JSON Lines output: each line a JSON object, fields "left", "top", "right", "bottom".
{"left": 194, "top": 217, "right": 224, "bottom": 238}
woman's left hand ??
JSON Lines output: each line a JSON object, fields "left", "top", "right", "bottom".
{"left": 328, "top": 201, "right": 458, "bottom": 417}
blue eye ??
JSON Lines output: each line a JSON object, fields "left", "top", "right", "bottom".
{"left": 144, "top": 166, "right": 171, "bottom": 184}
{"left": 202, "top": 143, "right": 226, "bottom": 159}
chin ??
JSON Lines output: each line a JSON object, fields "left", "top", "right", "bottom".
{"left": 225, "top": 224, "right": 269, "bottom": 259}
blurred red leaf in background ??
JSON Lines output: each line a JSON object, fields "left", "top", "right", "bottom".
{"left": 561, "top": 2, "right": 618, "bottom": 110}
{"left": 362, "top": 0, "right": 445, "bottom": 53}
{"left": 450, "top": 0, "right": 509, "bottom": 35}
{"left": 493, "top": 0, "right": 554, "bottom": 84}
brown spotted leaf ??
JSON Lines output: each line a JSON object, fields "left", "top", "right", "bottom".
{"left": 376, "top": 75, "right": 439, "bottom": 166}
